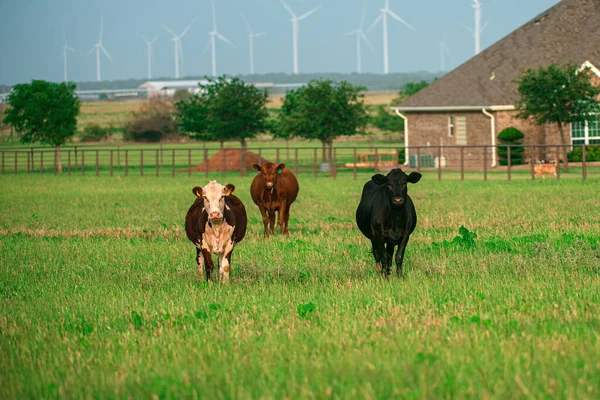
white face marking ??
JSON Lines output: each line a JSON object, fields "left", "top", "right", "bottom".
{"left": 202, "top": 180, "right": 227, "bottom": 221}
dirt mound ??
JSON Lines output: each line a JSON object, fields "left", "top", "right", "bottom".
{"left": 183, "top": 148, "right": 271, "bottom": 172}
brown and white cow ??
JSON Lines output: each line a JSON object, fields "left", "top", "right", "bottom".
{"left": 250, "top": 162, "right": 299, "bottom": 237}
{"left": 185, "top": 180, "right": 247, "bottom": 282}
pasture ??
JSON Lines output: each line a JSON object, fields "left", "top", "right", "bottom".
{"left": 1, "top": 172, "right": 599, "bottom": 398}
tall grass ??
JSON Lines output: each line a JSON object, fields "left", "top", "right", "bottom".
{"left": 1, "top": 173, "right": 599, "bottom": 398}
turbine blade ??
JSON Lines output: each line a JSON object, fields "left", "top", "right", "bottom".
{"left": 386, "top": 10, "right": 416, "bottom": 31}
{"left": 481, "top": 19, "right": 490, "bottom": 32}
{"left": 281, "top": 0, "right": 295, "bottom": 18}
{"left": 345, "top": 29, "right": 356, "bottom": 36}
{"left": 443, "top": 44, "right": 453, "bottom": 59}
{"left": 138, "top": 33, "right": 148, "bottom": 42}
{"left": 367, "top": 14, "right": 382, "bottom": 32}
{"left": 359, "top": 3, "right": 367, "bottom": 29}
{"left": 87, "top": 46, "right": 96, "bottom": 56}
{"left": 203, "top": 39, "right": 211, "bottom": 53}
{"left": 211, "top": 0, "right": 217, "bottom": 31}
{"left": 462, "top": 24, "right": 474, "bottom": 34}
{"left": 241, "top": 13, "right": 252, "bottom": 34}
{"left": 151, "top": 35, "right": 159, "bottom": 43}
{"left": 162, "top": 24, "right": 177, "bottom": 38}
{"left": 99, "top": 16, "right": 104, "bottom": 43}
{"left": 101, "top": 45, "right": 114, "bottom": 62}
{"left": 360, "top": 31, "right": 375, "bottom": 51}
{"left": 180, "top": 17, "right": 196, "bottom": 38}
{"left": 254, "top": 32, "right": 267, "bottom": 38}
{"left": 298, "top": 6, "right": 321, "bottom": 21}
{"left": 216, "top": 32, "right": 234, "bottom": 46}
{"left": 67, "top": 46, "right": 75, "bottom": 52}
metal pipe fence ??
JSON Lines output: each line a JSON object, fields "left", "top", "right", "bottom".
{"left": 0, "top": 144, "right": 598, "bottom": 181}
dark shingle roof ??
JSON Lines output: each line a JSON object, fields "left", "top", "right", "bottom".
{"left": 397, "top": 0, "right": 600, "bottom": 109}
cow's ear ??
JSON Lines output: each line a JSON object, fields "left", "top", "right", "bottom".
{"left": 224, "top": 184, "right": 235, "bottom": 196}
{"left": 407, "top": 172, "right": 422, "bottom": 184}
{"left": 253, "top": 164, "right": 262, "bottom": 171}
{"left": 193, "top": 186, "right": 203, "bottom": 197}
{"left": 277, "top": 163, "right": 286, "bottom": 172}
{"left": 372, "top": 174, "right": 386, "bottom": 185}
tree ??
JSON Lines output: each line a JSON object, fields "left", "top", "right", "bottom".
{"left": 176, "top": 76, "right": 269, "bottom": 175}
{"left": 277, "top": 79, "right": 368, "bottom": 166}
{"left": 514, "top": 63, "right": 600, "bottom": 172}
{"left": 497, "top": 127, "right": 525, "bottom": 166}
{"left": 3, "top": 80, "right": 80, "bottom": 173}
{"left": 370, "top": 105, "right": 405, "bottom": 134}
{"left": 402, "top": 80, "right": 429, "bottom": 97}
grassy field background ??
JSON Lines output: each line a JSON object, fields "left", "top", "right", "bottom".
{"left": 1, "top": 172, "right": 599, "bottom": 398}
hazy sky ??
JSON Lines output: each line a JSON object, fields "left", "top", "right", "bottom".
{"left": 0, "top": 0, "right": 561, "bottom": 85}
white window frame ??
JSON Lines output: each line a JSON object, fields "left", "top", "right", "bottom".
{"left": 448, "top": 116, "right": 455, "bottom": 137}
{"left": 571, "top": 115, "right": 600, "bottom": 145}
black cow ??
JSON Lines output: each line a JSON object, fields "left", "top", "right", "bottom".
{"left": 355, "top": 168, "right": 422, "bottom": 276}
{"left": 185, "top": 180, "right": 247, "bottom": 282}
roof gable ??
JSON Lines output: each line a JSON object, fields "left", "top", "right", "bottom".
{"left": 397, "top": 0, "right": 600, "bottom": 109}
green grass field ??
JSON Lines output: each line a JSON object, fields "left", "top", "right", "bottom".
{"left": 1, "top": 172, "right": 600, "bottom": 398}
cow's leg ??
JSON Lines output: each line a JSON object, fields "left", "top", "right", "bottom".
{"left": 395, "top": 235, "right": 411, "bottom": 277}
{"left": 268, "top": 209, "right": 276, "bottom": 235}
{"left": 202, "top": 249, "right": 215, "bottom": 282}
{"left": 371, "top": 240, "right": 385, "bottom": 275}
{"left": 258, "top": 204, "right": 270, "bottom": 237}
{"left": 278, "top": 200, "right": 287, "bottom": 234}
{"left": 283, "top": 204, "right": 291, "bottom": 234}
{"left": 384, "top": 242, "right": 396, "bottom": 276}
{"left": 218, "top": 242, "right": 235, "bottom": 283}
{"left": 195, "top": 247, "right": 205, "bottom": 281}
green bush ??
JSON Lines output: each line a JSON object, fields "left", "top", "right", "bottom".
{"left": 568, "top": 146, "right": 600, "bottom": 162}
{"left": 80, "top": 123, "right": 109, "bottom": 142}
{"left": 124, "top": 99, "right": 178, "bottom": 143}
{"left": 398, "top": 148, "right": 406, "bottom": 164}
{"left": 497, "top": 127, "right": 525, "bottom": 165}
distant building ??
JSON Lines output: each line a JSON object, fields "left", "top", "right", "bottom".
{"left": 393, "top": 0, "right": 600, "bottom": 168}
{"left": 140, "top": 80, "right": 209, "bottom": 98}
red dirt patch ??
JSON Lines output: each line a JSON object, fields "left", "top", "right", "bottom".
{"left": 182, "top": 148, "right": 271, "bottom": 172}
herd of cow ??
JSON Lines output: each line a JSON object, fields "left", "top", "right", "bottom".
{"left": 185, "top": 162, "right": 422, "bottom": 282}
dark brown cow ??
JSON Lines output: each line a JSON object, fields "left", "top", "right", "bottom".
{"left": 185, "top": 180, "right": 247, "bottom": 282}
{"left": 250, "top": 162, "right": 299, "bottom": 236}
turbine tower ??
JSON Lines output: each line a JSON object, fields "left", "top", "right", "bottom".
{"left": 206, "top": 0, "right": 233, "bottom": 78}
{"left": 367, "top": 0, "right": 416, "bottom": 75}
{"left": 242, "top": 14, "right": 266, "bottom": 75}
{"left": 62, "top": 31, "right": 75, "bottom": 82}
{"left": 162, "top": 18, "right": 196, "bottom": 79}
{"left": 345, "top": 4, "right": 374, "bottom": 73}
{"left": 440, "top": 34, "right": 452, "bottom": 71}
{"left": 87, "top": 17, "right": 114, "bottom": 82}
{"left": 473, "top": 0, "right": 482, "bottom": 54}
{"left": 281, "top": 1, "right": 322, "bottom": 75}
{"left": 139, "top": 34, "right": 159, "bottom": 80}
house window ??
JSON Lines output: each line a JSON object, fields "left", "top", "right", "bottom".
{"left": 448, "top": 116, "right": 455, "bottom": 137}
{"left": 456, "top": 116, "right": 467, "bottom": 145}
{"left": 572, "top": 116, "right": 600, "bottom": 145}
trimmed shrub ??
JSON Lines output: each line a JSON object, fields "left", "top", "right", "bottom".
{"left": 497, "top": 127, "right": 525, "bottom": 166}
{"left": 80, "top": 123, "right": 109, "bottom": 142}
{"left": 568, "top": 146, "right": 600, "bottom": 162}
{"left": 124, "top": 99, "right": 178, "bottom": 142}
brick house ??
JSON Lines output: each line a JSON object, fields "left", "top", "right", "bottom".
{"left": 392, "top": 0, "right": 600, "bottom": 168}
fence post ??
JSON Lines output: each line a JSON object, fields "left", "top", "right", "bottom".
{"left": 160, "top": 144, "right": 164, "bottom": 166}
{"left": 117, "top": 145, "right": 121, "bottom": 168}
{"left": 353, "top": 147, "right": 357, "bottom": 181}
{"left": 333, "top": 148, "right": 337, "bottom": 179}
{"left": 483, "top": 146, "right": 487, "bottom": 181}
{"left": 417, "top": 147, "right": 421, "bottom": 172}
{"left": 188, "top": 149, "right": 192, "bottom": 178}
{"left": 172, "top": 149, "right": 175, "bottom": 177}
{"left": 156, "top": 150, "right": 159, "bottom": 177}
{"left": 74, "top": 146, "right": 78, "bottom": 170}
{"left": 68, "top": 151, "right": 71, "bottom": 176}
{"left": 140, "top": 150, "right": 144, "bottom": 176}
{"left": 437, "top": 146, "right": 442, "bottom": 181}
{"left": 374, "top": 148, "right": 379, "bottom": 173}
{"left": 110, "top": 150, "right": 114, "bottom": 177}
{"left": 582, "top": 144, "right": 587, "bottom": 181}
{"left": 460, "top": 146, "right": 464, "bottom": 181}
{"left": 125, "top": 150, "right": 129, "bottom": 176}
{"left": 31, "top": 147, "right": 34, "bottom": 171}
{"left": 507, "top": 146, "right": 511, "bottom": 181}
{"left": 295, "top": 148, "right": 299, "bottom": 176}
{"left": 204, "top": 148, "right": 208, "bottom": 179}
{"left": 96, "top": 150, "right": 99, "bottom": 177}
{"left": 14, "top": 151, "right": 17, "bottom": 175}
{"left": 313, "top": 148, "right": 317, "bottom": 180}
{"left": 555, "top": 146, "right": 561, "bottom": 180}
{"left": 276, "top": 148, "right": 280, "bottom": 164}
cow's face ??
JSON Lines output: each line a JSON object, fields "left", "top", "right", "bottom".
{"left": 193, "top": 181, "right": 235, "bottom": 223}
{"left": 253, "top": 162, "right": 285, "bottom": 189}
{"left": 372, "top": 168, "right": 421, "bottom": 207}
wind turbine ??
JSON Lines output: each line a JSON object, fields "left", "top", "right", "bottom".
{"left": 464, "top": 0, "right": 490, "bottom": 55}
{"left": 162, "top": 18, "right": 196, "bottom": 79}
{"left": 281, "top": 1, "right": 322, "bottom": 75}
{"left": 139, "top": 34, "right": 159, "bottom": 80}
{"left": 62, "top": 30, "right": 75, "bottom": 82}
{"left": 242, "top": 14, "right": 266, "bottom": 75}
{"left": 205, "top": 0, "right": 233, "bottom": 78}
{"left": 440, "top": 34, "right": 452, "bottom": 71}
{"left": 87, "top": 17, "right": 114, "bottom": 82}
{"left": 367, "top": 0, "right": 416, "bottom": 75}
{"left": 345, "top": 4, "right": 374, "bottom": 73}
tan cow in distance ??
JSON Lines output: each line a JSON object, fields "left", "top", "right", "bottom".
{"left": 251, "top": 162, "right": 299, "bottom": 237}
